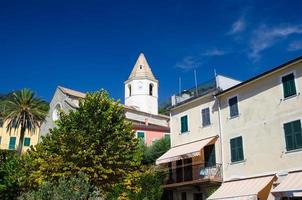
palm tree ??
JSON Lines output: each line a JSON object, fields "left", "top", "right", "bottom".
{"left": 2, "top": 89, "right": 49, "bottom": 155}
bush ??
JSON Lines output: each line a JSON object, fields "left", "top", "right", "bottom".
{"left": 19, "top": 173, "right": 102, "bottom": 200}
{"left": 0, "top": 150, "right": 23, "bottom": 199}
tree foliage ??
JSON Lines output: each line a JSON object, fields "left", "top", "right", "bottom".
{"left": 142, "top": 136, "right": 170, "bottom": 165}
{"left": 2, "top": 89, "right": 49, "bottom": 155}
{"left": 19, "top": 173, "right": 102, "bottom": 200}
{"left": 23, "top": 90, "right": 142, "bottom": 196}
{"left": 0, "top": 150, "right": 23, "bottom": 199}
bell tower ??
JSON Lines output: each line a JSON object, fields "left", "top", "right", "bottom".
{"left": 124, "top": 53, "right": 158, "bottom": 115}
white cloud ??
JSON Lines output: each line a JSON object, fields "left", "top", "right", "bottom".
{"left": 249, "top": 24, "right": 302, "bottom": 60}
{"left": 202, "top": 48, "right": 227, "bottom": 56}
{"left": 228, "top": 17, "right": 246, "bottom": 35}
{"left": 175, "top": 56, "right": 202, "bottom": 70}
{"left": 288, "top": 40, "right": 302, "bottom": 51}
{"left": 176, "top": 48, "right": 227, "bottom": 70}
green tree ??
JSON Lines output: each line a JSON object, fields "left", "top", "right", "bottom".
{"left": 0, "top": 150, "right": 24, "bottom": 199}
{"left": 24, "top": 90, "right": 142, "bottom": 196}
{"left": 18, "top": 173, "right": 102, "bottom": 200}
{"left": 142, "top": 136, "right": 170, "bottom": 165}
{"left": 2, "top": 89, "right": 49, "bottom": 155}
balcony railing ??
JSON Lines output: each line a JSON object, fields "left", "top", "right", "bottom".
{"left": 162, "top": 163, "right": 222, "bottom": 187}
{"left": 171, "top": 78, "right": 217, "bottom": 106}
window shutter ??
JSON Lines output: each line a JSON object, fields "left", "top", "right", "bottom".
{"left": 237, "top": 137, "right": 244, "bottom": 161}
{"left": 293, "top": 120, "right": 302, "bottom": 149}
{"left": 24, "top": 138, "right": 31, "bottom": 146}
{"left": 229, "top": 97, "right": 239, "bottom": 117}
{"left": 230, "top": 138, "right": 237, "bottom": 162}
{"left": 202, "top": 108, "right": 210, "bottom": 126}
{"left": 230, "top": 137, "right": 244, "bottom": 162}
{"left": 181, "top": 116, "right": 188, "bottom": 133}
{"left": 282, "top": 73, "right": 297, "bottom": 98}
{"left": 284, "top": 122, "right": 294, "bottom": 151}
{"left": 9, "top": 137, "right": 16, "bottom": 150}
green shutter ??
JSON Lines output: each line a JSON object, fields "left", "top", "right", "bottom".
{"left": 137, "top": 132, "right": 145, "bottom": 140}
{"left": 282, "top": 73, "right": 297, "bottom": 98}
{"left": 181, "top": 116, "right": 188, "bottom": 133}
{"left": 24, "top": 138, "right": 31, "bottom": 147}
{"left": 284, "top": 120, "right": 302, "bottom": 151}
{"left": 9, "top": 137, "right": 16, "bottom": 150}
{"left": 230, "top": 136, "right": 244, "bottom": 162}
{"left": 293, "top": 120, "right": 302, "bottom": 148}
{"left": 0, "top": 136, "right": 1, "bottom": 144}
{"left": 202, "top": 108, "right": 210, "bottom": 126}
{"left": 229, "top": 97, "right": 239, "bottom": 117}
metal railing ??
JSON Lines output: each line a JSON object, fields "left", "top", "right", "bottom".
{"left": 171, "top": 78, "right": 217, "bottom": 106}
{"left": 163, "top": 162, "right": 222, "bottom": 185}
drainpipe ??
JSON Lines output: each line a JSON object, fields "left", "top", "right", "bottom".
{"left": 215, "top": 95, "right": 224, "bottom": 181}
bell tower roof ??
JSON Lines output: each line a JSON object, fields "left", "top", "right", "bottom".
{"left": 127, "top": 53, "right": 157, "bottom": 82}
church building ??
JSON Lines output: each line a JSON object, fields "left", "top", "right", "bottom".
{"left": 40, "top": 53, "right": 170, "bottom": 146}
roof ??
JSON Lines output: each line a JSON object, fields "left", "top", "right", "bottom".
{"left": 216, "top": 55, "right": 302, "bottom": 96}
{"left": 127, "top": 53, "right": 157, "bottom": 82}
{"left": 58, "top": 86, "right": 86, "bottom": 98}
{"left": 131, "top": 120, "right": 170, "bottom": 132}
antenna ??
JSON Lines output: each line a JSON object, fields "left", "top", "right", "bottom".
{"left": 214, "top": 68, "right": 217, "bottom": 77}
{"left": 179, "top": 77, "right": 182, "bottom": 94}
{"left": 194, "top": 69, "right": 198, "bottom": 95}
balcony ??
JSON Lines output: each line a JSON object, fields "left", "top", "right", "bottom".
{"left": 162, "top": 162, "right": 222, "bottom": 188}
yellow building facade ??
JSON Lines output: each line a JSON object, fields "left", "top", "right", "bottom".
{"left": 0, "top": 121, "right": 39, "bottom": 152}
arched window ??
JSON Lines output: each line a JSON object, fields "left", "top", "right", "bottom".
{"left": 52, "top": 104, "right": 61, "bottom": 121}
{"left": 149, "top": 83, "right": 153, "bottom": 96}
{"left": 128, "top": 84, "right": 132, "bottom": 96}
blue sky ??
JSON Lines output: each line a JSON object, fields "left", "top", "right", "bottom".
{"left": 1, "top": 0, "right": 302, "bottom": 103}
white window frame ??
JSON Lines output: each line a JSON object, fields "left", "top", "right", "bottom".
{"left": 281, "top": 117, "right": 302, "bottom": 154}
{"left": 229, "top": 134, "right": 246, "bottom": 164}
{"left": 279, "top": 70, "right": 300, "bottom": 101}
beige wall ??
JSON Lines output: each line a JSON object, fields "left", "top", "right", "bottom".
{"left": 170, "top": 93, "right": 222, "bottom": 164}
{"left": 0, "top": 121, "right": 39, "bottom": 152}
{"left": 218, "top": 61, "right": 302, "bottom": 180}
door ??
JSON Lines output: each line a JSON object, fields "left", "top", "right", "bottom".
{"left": 204, "top": 144, "right": 216, "bottom": 167}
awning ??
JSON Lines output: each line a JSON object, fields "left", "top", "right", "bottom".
{"left": 208, "top": 176, "right": 275, "bottom": 200}
{"left": 272, "top": 171, "right": 302, "bottom": 196}
{"left": 155, "top": 136, "right": 217, "bottom": 165}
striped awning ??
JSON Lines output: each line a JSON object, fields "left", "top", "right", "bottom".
{"left": 155, "top": 136, "right": 217, "bottom": 165}
{"left": 208, "top": 176, "right": 275, "bottom": 200}
{"left": 272, "top": 171, "right": 302, "bottom": 196}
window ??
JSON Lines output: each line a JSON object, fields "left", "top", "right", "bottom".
{"left": 9, "top": 137, "right": 16, "bottom": 150}
{"left": 149, "top": 83, "right": 153, "bottom": 96}
{"left": 282, "top": 73, "right": 297, "bottom": 98}
{"left": 137, "top": 132, "right": 145, "bottom": 141}
{"left": 229, "top": 96, "right": 239, "bottom": 118}
{"left": 180, "top": 115, "right": 188, "bottom": 133}
{"left": 52, "top": 104, "right": 61, "bottom": 121}
{"left": 24, "top": 137, "right": 31, "bottom": 147}
{"left": 284, "top": 120, "right": 302, "bottom": 151}
{"left": 230, "top": 136, "right": 244, "bottom": 162}
{"left": 202, "top": 107, "right": 211, "bottom": 126}
{"left": 128, "top": 85, "right": 132, "bottom": 96}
